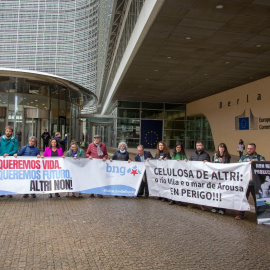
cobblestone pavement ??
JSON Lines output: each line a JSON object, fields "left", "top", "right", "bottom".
{"left": 0, "top": 195, "right": 269, "bottom": 270}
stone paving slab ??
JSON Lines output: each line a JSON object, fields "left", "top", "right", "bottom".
{"left": 0, "top": 195, "right": 269, "bottom": 269}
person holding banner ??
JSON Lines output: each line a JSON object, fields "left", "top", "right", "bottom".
{"left": 188, "top": 141, "right": 210, "bottom": 210}
{"left": 211, "top": 143, "right": 231, "bottom": 215}
{"left": 110, "top": 142, "right": 131, "bottom": 198}
{"left": 169, "top": 143, "right": 187, "bottom": 206}
{"left": 235, "top": 143, "right": 265, "bottom": 220}
{"left": 14, "top": 136, "right": 41, "bottom": 198}
{"left": 155, "top": 141, "right": 171, "bottom": 202}
{"left": 42, "top": 138, "right": 64, "bottom": 198}
{"left": 0, "top": 126, "right": 19, "bottom": 198}
{"left": 135, "top": 145, "right": 153, "bottom": 198}
{"left": 65, "top": 141, "right": 86, "bottom": 197}
{"left": 86, "top": 134, "right": 108, "bottom": 198}
{"left": 190, "top": 141, "right": 210, "bottom": 162}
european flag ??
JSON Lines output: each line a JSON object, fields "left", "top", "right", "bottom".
{"left": 239, "top": 117, "right": 249, "bottom": 130}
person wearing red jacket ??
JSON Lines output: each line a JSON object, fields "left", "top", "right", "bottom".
{"left": 85, "top": 134, "right": 108, "bottom": 198}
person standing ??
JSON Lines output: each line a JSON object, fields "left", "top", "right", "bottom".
{"left": 86, "top": 134, "right": 108, "bottom": 198}
{"left": 237, "top": 139, "right": 245, "bottom": 158}
{"left": 211, "top": 143, "right": 231, "bottom": 215}
{"left": 235, "top": 143, "right": 265, "bottom": 220}
{"left": 41, "top": 129, "right": 51, "bottom": 150}
{"left": 54, "top": 132, "right": 67, "bottom": 153}
{"left": 190, "top": 141, "right": 210, "bottom": 162}
{"left": 155, "top": 141, "right": 171, "bottom": 202}
{"left": 110, "top": 142, "right": 131, "bottom": 198}
{"left": 189, "top": 141, "right": 210, "bottom": 210}
{"left": 65, "top": 141, "right": 85, "bottom": 197}
{"left": 135, "top": 145, "right": 153, "bottom": 198}
{"left": 0, "top": 126, "right": 19, "bottom": 198}
{"left": 14, "top": 136, "right": 41, "bottom": 198}
{"left": 169, "top": 143, "right": 187, "bottom": 206}
{"left": 42, "top": 138, "right": 64, "bottom": 198}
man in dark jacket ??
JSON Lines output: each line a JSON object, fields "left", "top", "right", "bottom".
{"left": 41, "top": 129, "right": 50, "bottom": 150}
{"left": 54, "top": 132, "right": 67, "bottom": 152}
{"left": 190, "top": 141, "right": 210, "bottom": 162}
{"left": 135, "top": 145, "right": 153, "bottom": 198}
{"left": 14, "top": 136, "right": 40, "bottom": 198}
{"left": 189, "top": 141, "right": 210, "bottom": 210}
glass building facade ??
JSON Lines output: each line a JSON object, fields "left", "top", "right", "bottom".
{"left": 0, "top": 0, "right": 99, "bottom": 149}
{"left": 114, "top": 101, "right": 214, "bottom": 149}
{"left": 81, "top": 101, "right": 214, "bottom": 150}
{"left": 0, "top": 0, "right": 99, "bottom": 95}
{"left": 0, "top": 69, "right": 96, "bottom": 150}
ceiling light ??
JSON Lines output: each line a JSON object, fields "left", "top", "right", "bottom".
{"left": 225, "top": 62, "right": 230, "bottom": 64}
{"left": 145, "top": 78, "right": 149, "bottom": 80}
{"left": 185, "top": 37, "right": 191, "bottom": 40}
{"left": 204, "top": 73, "right": 208, "bottom": 76}
{"left": 3, "top": 102, "right": 5, "bottom": 103}
{"left": 31, "top": 102, "right": 33, "bottom": 103}
{"left": 154, "top": 70, "right": 158, "bottom": 72}
{"left": 256, "top": 44, "right": 261, "bottom": 47}
{"left": 167, "top": 56, "right": 171, "bottom": 59}
{"left": 216, "top": 4, "right": 224, "bottom": 9}
{"left": 35, "top": 100, "right": 38, "bottom": 101}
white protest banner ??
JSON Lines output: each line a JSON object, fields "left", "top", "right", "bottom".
{"left": 145, "top": 160, "right": 251, "bottom": 211}
{"left": 0, "top": 157, "right": 144, "bottom": 196}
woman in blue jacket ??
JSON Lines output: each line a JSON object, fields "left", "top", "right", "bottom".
{"left": 14, "top": 136, "right": 41, "bottom": 198}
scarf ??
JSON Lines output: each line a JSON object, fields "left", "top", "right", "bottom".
{"left": 94, "top": 142, "right": 103, "bottom": 156}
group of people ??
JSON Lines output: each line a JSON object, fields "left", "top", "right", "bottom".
{"left": 0, "top": 125, "right": 264, "bottom": 220}
{"left": 127, "top": 140, "right": 264, "bottom": 221}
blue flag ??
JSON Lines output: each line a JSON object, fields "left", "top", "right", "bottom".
{"left": 239, "top": 117, "right": 249, "bottom": 130}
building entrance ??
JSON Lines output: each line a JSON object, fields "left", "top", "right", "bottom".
{"left": 90, "top": 123, "right": 112, "bottom": 146}
{"left": 24, "top": 109, "right": 49, "bottom": 149}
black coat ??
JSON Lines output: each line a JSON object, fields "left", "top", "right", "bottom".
{"left": 190, "top": 150, "right": 210, "bottom": 161}
{"left": 111, "top": 150, "right": 130, "bottom": 161}
{"left": 155, "top": 151, "right": 171, "bottom": 160}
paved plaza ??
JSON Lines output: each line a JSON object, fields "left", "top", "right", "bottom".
{"left": 0, "top": 194, "right": 269, "bottom": 270}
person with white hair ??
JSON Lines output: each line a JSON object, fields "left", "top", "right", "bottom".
{"left": 110, "top": 142, "right": 131, "bottom": 162}
{"left": 110, "top": 142, "right": 131, "bottom": 198}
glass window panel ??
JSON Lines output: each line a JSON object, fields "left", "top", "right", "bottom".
{"left": 164, "top": 121, "right": 185, "bottom": 129}
{"left": 165, "top": 103, "right": 186, "bottom": 110}
{"left": 117, "top": 128, "right": 139, "bottom": 138}
{"left": 142, "top": 102, "right": 163, "bottom": 109}
{"left": 141, "top": 110, "right": 163, "bottom": 119}
{"left": 118, "top": 108, "right": 140, "bottom": 118}
{"left": 164, "top": 111, "right": 185, "bottom": 120}
{"left": 118, "top": 101, "right": 140, "bottom": 108}
{"left": 164, "top": 130, "right": 185, "bottom": 141}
